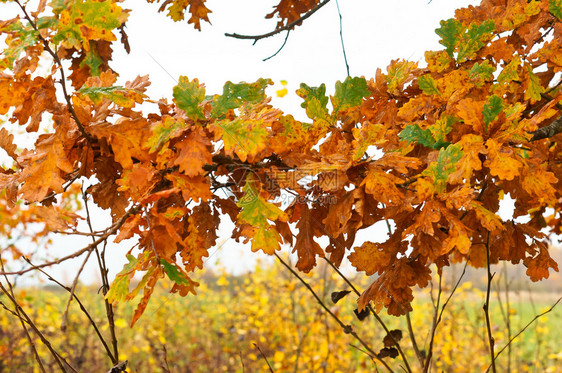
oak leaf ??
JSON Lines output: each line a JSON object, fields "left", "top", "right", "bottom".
{"left": 525, "top": 246, "right": 559, "bottom": 281}
{"left": 291, "top": 203, "right": 324, "bottom": 272}
{"left": 53, "top": 0, "right": 125, "bottom": 51}
{"left": 172, "top": 127, "right": 212, "bottom": 176}
{"left": 18, "top": 137, "right": 74, "bottom": 202}
{"left": 173, "top": 76, "right": 205, "bottom": 120}
{"left": 349, "top": 241, "right": 394, "bottom": 276}
{"left": 484, "top": 138, "right": 524, "bottom": 180}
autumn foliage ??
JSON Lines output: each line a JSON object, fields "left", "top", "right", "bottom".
{"left": 0, "top": 0, "right": 561, "bottom": 335}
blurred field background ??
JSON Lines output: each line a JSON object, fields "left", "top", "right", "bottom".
{"left": 0, "top": 249, "right": 560, "bottom": 373}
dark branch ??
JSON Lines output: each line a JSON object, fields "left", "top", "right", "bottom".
{"left": 225, "top": 0, "right": 331, "bottom": 42}
{"left": 263, "top": 30, "right": 291, "bottom": 61}
{"left": 530, "top": 115, "right": 562, "bottom": 141}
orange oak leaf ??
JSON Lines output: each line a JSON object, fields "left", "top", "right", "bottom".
{"left": 172, "top": 127, "right": 212, "bottom": 177}
{"left": 456, "top": 98, "right": 484, "bottom": 133}
{"left": 34, "top": 205, "right": 81, "bottom": 231}
{"left": 470, "top": 200, "right": 506, "bottom": 234}
{"left": 439, "top": 186, "right": 475, "bottom": 210}
{"left": 448, "top": 134, "right": 486, "bottom": 184}
{"left": 484, "top": 138, "right": 524, "bottom": 180}
{"left": 12, "top": 76, "right": 60, "bottom": 132}
{"left": 441, "top": 216, "right": 471, "bottom": 255}
{"left": 0, "top": 128, "right": 18, "bottom": 161}
{"left": 322, "top": 191, "right": 354, "bottom": 238}
{"left": 520, "top": 160, "right": 558, "bottom": 205}
{"left": 266, "top": 0, "right": 319, "bottom": 28}
{"left": 165, "top": 173, "right": 212, "bottom": 203}
{"left": 116, "top": 163, "right": 158, "bottom": 200}
{"left": 349, "top": 241, "right": 395, "bottom": 276}
{"left": 292, "top": 203, "right": 324, "bottom": 272}
{"left": 358, "top": 258, "right": 431, "bottom": 316}
{"left": 524, "top": 245, "right": 559, "bottom": 281}
{"left": 89, "top": 118, "right": 151, "bottom": 169}
{"left": 18, "top": 137, "right": 74, "bottom": 202}
{"left": 403, "top": 199, "right": 442, "bottom": 237}
{"left": 181, "top": 214, "right": 211, "bottom": 271}
{"left": 361, "top": 167, "right": 405, "bottom": 206}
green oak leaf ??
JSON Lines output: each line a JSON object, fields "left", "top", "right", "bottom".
{"left": 105, "top": 254, "right": 138, "bottom": 304}
{"left": 469, "top": 61, "right": 496, "bottom": 87}
{"left": 160, "top": 259, "right": 191, "bottom": 286}
{"left": 53, "top": 0, "right": 123, "bottom": 50}
{"left": 237, "top": 174, "right": 287, "bottom": 227}
{"left": 483, "top": 95, "right": 503, "bottom": 126}
{"left": 549, "top": 0, "right": 562, "bottom": 20}
{"left": 524, "top": 64, "right": 545, "bottom": 103}
{"left": 173, "top": 76, "right": 206, "bottom": 120}
{"left": 146, "top": 117, "right": 187, "bottom": 153}
{"left": 498, "top": 57, "right": 521, "bottom": 84}
{"left": 0, "top": 21, "right": 39, "bottom": 69}
{"left": 435, "top": 18, "right": 464, "bottom": 58}
{"left": 78, "top": 85, "right": 144, "bottom": 108}
{"left": 296, "top": 83, "right": 329, "bottom": 120}
{"left": 418, "top": 75, "right": 441, "bottom": 96}
{"left": 211, "top": 78, "right": 272, "bottom": 118}
{"left": 81, "top": 48, "right": 103, "bottom": 76}
{"left": 457, "top": 20, "right": 495, "bottom": 62}
{"left": 399, "top": 124, "right": 436, "bottom": 148}
{"left": 423, "top": 144, "right": 463, "bottom": 192}
{"left": 217, "top": 117, "right": 268, "bottom": 162}
{"left": 332, "top": 76, "right": 370, "bottom": 114}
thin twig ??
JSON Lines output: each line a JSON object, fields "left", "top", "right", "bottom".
{"left": 0, "top": 256, "right": 47, "bottom": 373}
{"left": 437, "top": 260, "right": 469, "bottom": 323}
{"left": 0, "top": 274, "right": 78, "bottom": 372}
{"left": 483, "top": 232, "right": 497, "bottom": 373}
{"left": 225, "top": 0, "right": 332, "bottom": 41}
{"left": 486, "top": 297, "right": 562, "bottom": 372}
{"left": 22, "top": 257, "right": 116, "bottom": 363}
{"left": 263, "top": 30, "right": 291, "bottom": 61}
{"left": 334, "top": 0, "right": 349, "bottom": 76}
{"left": 253, "top": 343, "right": 275, "bottom": 373}
{"left": 83, "top": 188, "right": 120, "bottom": 364}
{"left": 405, "top": 313, "right": 424, "bottom": 369}
{"left": 276, "top": 254, "right": 394, "bottom": 373}
{"left": 349, "top": 343, "right": 377, "bottom": 362}
{"left": 422, "top": 270, "right": 442, "bottom": 373}
{"left": 422, "top": 260, "right": 469, "bottom": 371}
{"left": 61, "top": 248, "right": 93, "bottom": 332}
{"left": 323, "top": 257, "right": 412, "bottom": 373}
{"left": 0, "top": 204, "right": 140, "bottom": 276}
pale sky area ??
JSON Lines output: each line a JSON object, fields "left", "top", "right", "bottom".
{"left": 1, "top": 0, "right": 480, "bottom": 285}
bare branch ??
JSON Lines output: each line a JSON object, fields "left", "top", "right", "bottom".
{"left": 323, "top": 257, "right": 412, "bottom": 373}
{"left": 225, "top": 0, "right": 331, "bottom": 42}
{"left": 22, "top": 256, "right": 117, "bottom": 363}
{"left": 530, "top": 115, "right": 562, "bottom": 141}
{"left": 253, "top": 343, "right": 275, "bottom": 373}
{"left": 486, "top": 297, "right": 561, "bottom": 372}
{"left": 335, "top": 0, "right": 350, "bottom": 77}
{"left": 483, "top": 232, "right": 497, "bottom": 373}
{"left": 262, "top": 30, "right": 291, "bottom": 62}
{"left": 0, "top": 204, "right": 140, "bottom": 276}
{"left": 275, "top": 254, "right": 394, "bottom": 372}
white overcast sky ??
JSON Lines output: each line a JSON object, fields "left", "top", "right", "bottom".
{"left": 2, "top": 0, "right": 479, "bottom": 284}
